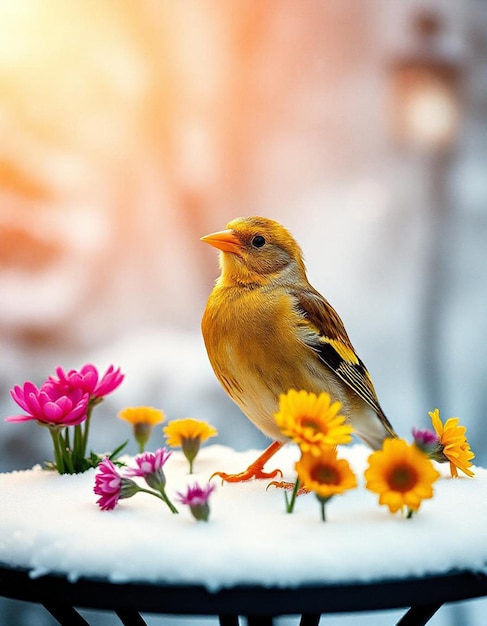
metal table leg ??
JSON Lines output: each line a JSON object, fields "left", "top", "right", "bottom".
{"left": 396, "top": 603, "right": 443, "bottom": 626}
{"left": 43, "top": 603, "right": 90, "bottom": 626}
{"left": 116, "top": 609, "right": 149, "bottom": 625}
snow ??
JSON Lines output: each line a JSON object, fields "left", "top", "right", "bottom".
{"left": 0, "top": 443, "right": 485, "bottom": 592}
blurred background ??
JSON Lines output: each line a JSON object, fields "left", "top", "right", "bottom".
{"left": 0, "top": 0, "right": 486, "bottom": 624}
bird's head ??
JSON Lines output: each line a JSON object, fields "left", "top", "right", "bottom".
{"left": 201, "top": 216, "right": 306, "bottom": 286}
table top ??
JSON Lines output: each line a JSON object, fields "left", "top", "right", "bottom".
{"left": 1, "top": 564, "right": 487, "bottom": 616}
{"left": 0, "top": 445, "right": 486, "bottom": 597}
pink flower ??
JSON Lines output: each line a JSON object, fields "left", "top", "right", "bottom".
{"left": 126, "top": 448, "right": 172, "bottom": 491}
{"left": 177, "top": 482, "right": 216, "bottom": 522}
{"left": 126, "top": 448, "right": 172, "bottom": 477}
{"left": 51, "top": 364, "right": 124, "bottom": 399}
{"left": 6, "top": 381, "right": 90, "bottom": 427}
{"left": 412, "top": 427, "right": 440, "bottom": 455}
{"left": 94, "top": 458, "right": 139, "bottom": 511}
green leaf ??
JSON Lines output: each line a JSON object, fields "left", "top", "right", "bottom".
{"left": 108, "top": 439, "right": 129, "bottom": 461}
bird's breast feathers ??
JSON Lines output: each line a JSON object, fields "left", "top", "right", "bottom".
{"left": 201, "top": 285, "right": 349, "bottom": 439}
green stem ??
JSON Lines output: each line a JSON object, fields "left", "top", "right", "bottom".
{"left": 182, "top": 438, "right": 200, "bottom": 475}
{"left": 73, "top": 424, "right": 83, "bottom": 467}
{"left": 59, "top": 430, "right": 75, "bottom": 474}
{"left": 321, "top": 500, "right": 326, "bottom": 522}
{"left": 160, "top": 490, "right": 179, "bottom": 514}
{"left": 81, "top": 405, "right": 93, "bottom": 456}
{"left": 64, "top": 426, "right": 70, "bottom": 450}
{"left": 407, "top": 508, "right": 414, "bottom": 519}
{"left": 63, "top": 448, "right": 75, "bottom": 474}
{"left": 285, "top": 478, "right": 300, "bottom": 514}
{"left": 137, "top": 487, "right": 179, "bottom": 514}
{"left": 49, "top": 427, "right": 65, "bottom": 474}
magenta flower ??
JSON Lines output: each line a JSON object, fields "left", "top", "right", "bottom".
{"left": 96, "top": 451, "right": 178, "bottom": 514}
{"left": 51, "top": 364, "right": 124, "bottom": 399}
{"left": 126, "top": 448, "right": 172, "bottom": 492}
{"left": 6, "top": 364, "right": 126, "bottom": 474}
{"left": 177, "top": 482, "right": 216, "bottom": 522}
{"left": 126, "top": 448, "right": 172, "bottom": 478}
{"left": 94, "top": 458, "right": 139, "bottom": 511}
{"left": 6, "top": 381, "right": 90, "bottom": 427}
{"left": 412, "top": 427, "right": 440, "bottom": 455}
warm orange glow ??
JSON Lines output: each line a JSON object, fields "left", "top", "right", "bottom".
{"left": 0, "top": 2, "right": 476, "bottom": 347}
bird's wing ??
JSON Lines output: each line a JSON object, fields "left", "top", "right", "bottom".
{"left": 293, "top": 288, "right": 395, "bottom": 433}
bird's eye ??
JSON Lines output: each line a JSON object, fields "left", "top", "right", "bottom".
{"left": 251, "top": 235, "right": 266, "bottom": 248}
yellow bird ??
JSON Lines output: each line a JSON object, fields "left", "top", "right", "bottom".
{"left": 201, "top": 216, "right": 397, "bottom": 482}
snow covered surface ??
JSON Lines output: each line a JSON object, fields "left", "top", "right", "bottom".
{"left": 0, "top": 444, "right": 485, "bottom": 592}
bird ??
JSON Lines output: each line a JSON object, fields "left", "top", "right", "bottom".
{"left": 201, "top": 216, "right": 397, "bottom": 483}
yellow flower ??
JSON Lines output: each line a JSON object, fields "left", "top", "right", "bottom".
{"left": 274, "top": 389, "right": 353, "bottom": 454}
{"left": 118, "top": 406, "right": 165, "bottom": 427}
{"left": 295, "top": 448, "right": 356, "bottom": 521}
{"left": 365, "top": 438, "right": 440, "bottom": 516}
{"left": 164, "top": 418, "right": 218, "bottom": 447}
{"left": 163, "top": 418, "right": 218, "bottom": 473}
{"left": 296, "top": 448, "right": 357, "bottom": 499}
{"left": 429, "top": 408, "right": 475, "bottom": 478}
{"left": 118, "top": 406, "right": 165, "bottom": 453}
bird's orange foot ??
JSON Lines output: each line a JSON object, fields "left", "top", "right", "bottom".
{"left": 211, "top": 464, "right": 283, "bottom": 484}
{"left": 267, "top": 480, "right": 310, "bottom": 495}
{"left": 210, "top": 441, "right": 285, "bottom": 484}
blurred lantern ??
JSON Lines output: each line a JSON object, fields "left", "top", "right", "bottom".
{"left": 388, "top": 10, "right": 464, "bottom": 413}
{"left": 389, "top": 11, "right": 462, "bottom": 154}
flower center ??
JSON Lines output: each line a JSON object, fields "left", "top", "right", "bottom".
{"left": 300, "top": 416, "right": 326, "bottom": 435}
{"left": 388, "top": 464, "right": 418, "bottom": 492}
{"left": 108, "top": 477, "right": 121, "bottom": 489}
{"left": 311, "top": 463, "right": 339, "bottom": 485}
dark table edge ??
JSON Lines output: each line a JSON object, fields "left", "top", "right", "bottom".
{"left": 0, "top": 564, "right": 486, "bottom": 616}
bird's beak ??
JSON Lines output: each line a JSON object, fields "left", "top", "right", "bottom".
{"left": 201, "top": 229, "right": 242, "bottom": 255}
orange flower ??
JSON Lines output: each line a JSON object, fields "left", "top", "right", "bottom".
{"left": 274, "top": 389, "right": 353, "bottom": 454}
{"left": 365, "top": 438, "right": 440, "bottom": 516}
{"left": 429, "top": 409, "right": 475, "bottom": 478}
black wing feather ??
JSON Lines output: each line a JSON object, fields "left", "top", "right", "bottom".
{"left": 293, "top": 288, "right": 395, "bottom": 435}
